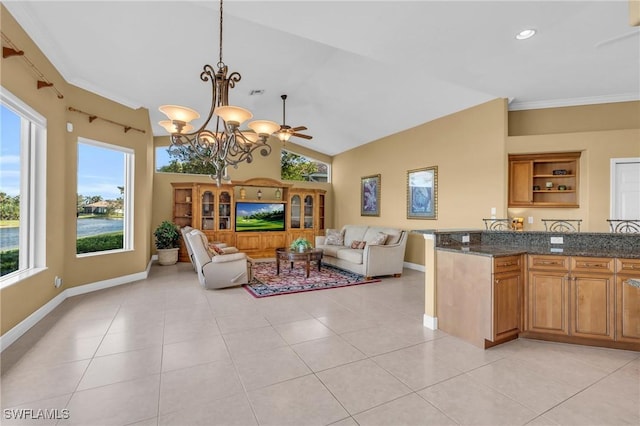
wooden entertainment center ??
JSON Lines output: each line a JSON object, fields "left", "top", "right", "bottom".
{"left": 172, "top": 178, "right": 326, "bottom": 260}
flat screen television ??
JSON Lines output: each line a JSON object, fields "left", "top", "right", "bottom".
{"left": 235, "top": 202, "right": 286, "bottom": 232}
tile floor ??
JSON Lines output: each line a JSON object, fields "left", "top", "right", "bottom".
{"left": 1, "top": 263, "right": 638, "bottom": 426}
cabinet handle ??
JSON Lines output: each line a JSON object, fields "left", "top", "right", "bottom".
{"left": 499, "top": 262, "right": 517, "bottom": 267}
{"left": 539, "top": 260, "right": 561, "bottom": 266}
{"left": 495, "top": 279, "right": 500, "bottom": 285}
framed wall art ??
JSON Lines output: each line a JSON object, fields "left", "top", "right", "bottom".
{"left": 361, "top": 174, "right": 381, "bottom": 216}
{"left": 407, "top": 166, "right": 437, "bottom": 219}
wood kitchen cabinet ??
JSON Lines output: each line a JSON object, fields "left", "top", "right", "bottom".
{"left": 527, "top": 255, "right": 570, "bottom": 335}
{"left": 615, "top": 258, "right": 640, "bottom": 344}
{"left": 493, "top": 255, "right": 524, "bottom": 342}
{"left": 508, "top": 152, "right": 580, "bottom": 208}
{"left": 526, "top": 255, "right": 615, "bottom": 342}
{"left": 436, "top": 251, "right": 523, "bottom": 348}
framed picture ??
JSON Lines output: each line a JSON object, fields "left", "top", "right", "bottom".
{"left": 361, "top": 174, "right": 381, "bottom": 216}
{"left": 407, "top": 166, "right": 437, "bottom": 219}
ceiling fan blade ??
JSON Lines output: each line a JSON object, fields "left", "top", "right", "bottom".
{"left": 292, "top": 133, "right": 313, "bottom": 140}
{"left": 291, "top": 126, "right": 307, "bottom": 132}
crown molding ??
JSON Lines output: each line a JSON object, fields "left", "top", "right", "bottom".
{"left": 68, "top": 77, "right": 142, "bottom": 110}
{"left": 508, "top": 93, "right": 640, "bottom": 111}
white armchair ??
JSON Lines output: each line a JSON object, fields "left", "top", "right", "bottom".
{"left": 180, "top": 226, "right": 196, "bottom": 270}
{"left": 185, "top": 231, "right": 250, "bottom": 289}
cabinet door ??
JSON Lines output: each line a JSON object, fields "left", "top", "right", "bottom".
{"left": 200, "top": 190, "right": 215, "bottom": 230}
{"left": 493, "top": 270, "right": 522, "bottom": 341}
{"left": 303, "top": 195, "right": 314, "bottom": 229}
{"left": 616, "top": 275, "right": 640, "bottom": 343}
{"left": 508, "top": 160, "right": 532, "bottom": 206}
{"left": 290, "top": 195, "right": 301, "bottom": 229}
{"left": 570, "top": 273, "right": 615, "bottom": 340}
{"left": 527, "top": 270, "right": 569, "bottom": 335}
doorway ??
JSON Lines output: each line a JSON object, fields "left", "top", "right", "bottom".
{"left": 610, "top": 158, "right": 640, "bottom": 219}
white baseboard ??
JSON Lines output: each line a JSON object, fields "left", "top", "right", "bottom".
{"left": 423, "top": 314, "right": 438, "bottom": 330}
{"left": 0, "top": 258, "right": 154, "bottom": 352}
{"left": 403, "top": 261, "right": 425, "bottom": 272}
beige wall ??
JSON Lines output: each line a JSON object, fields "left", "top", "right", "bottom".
{"left": 507, "top": 132, "right": 640, "bottom": 232}
{"left": 507, "top": 102, "right": 640, "bottom": 232}
{"left": 332, "top": 99, "right": 509, "bottom": 265}
{"left": 631, "top": 0, "right": 640, "bottom": 26}
{"left": 1, "top": 5, "right": 154, "bottom": 335}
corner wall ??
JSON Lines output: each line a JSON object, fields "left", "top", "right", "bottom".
{"left": 1, "top": 5, "right": 154, "bottom": 336}
{"left": 331, "top": 99, "right": 509, "bottom": 265}
{"left": 507, "top": 101, "right": 640, "bottom": 232}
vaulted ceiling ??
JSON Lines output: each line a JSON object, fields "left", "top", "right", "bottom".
{"left": 5, "top": 1, "right": 639, "bottom": 155}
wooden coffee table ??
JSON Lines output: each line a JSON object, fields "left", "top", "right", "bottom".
{"left": 275, "top": 248, "right": 323, "bottom": 278}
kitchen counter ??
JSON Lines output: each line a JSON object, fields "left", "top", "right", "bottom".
{"left": 436, "top": 244, "right": 640, "bottom": 259}
{"left": 430, "top": 229, "right": 640, "bottom": 259}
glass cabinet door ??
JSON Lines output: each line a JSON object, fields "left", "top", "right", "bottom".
{"left": 218, "top": 191, "right": 231, "bottom": 230}
{"left": 291, "top": 195, "right": 301, "bottom": 228}
{"left": 201, "top": 190, "right": 215, "bottom": 230}
{"left": 304, "top": 195, "right": 314, "bottom": 229}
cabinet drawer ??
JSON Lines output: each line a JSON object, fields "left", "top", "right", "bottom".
{"left": 494, "top": 255, "right": 523, "bottom": 273}
{"left": 528, "top": 255, "right": 569, "bottom": 271}
{"left": 571, "top": 256, "right": 615, "bottom": 274}
{"left": 617, "top": 258, "right": 640, "bottom": 276}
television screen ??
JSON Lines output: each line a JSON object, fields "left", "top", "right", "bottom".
{"left": 235, "top": 202, "right": 286, "bottom": 232}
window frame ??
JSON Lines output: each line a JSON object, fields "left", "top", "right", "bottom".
{"left": 280, "top": 148, "right": 331, "bottom": 183}
{"left": 0, "top": 89, "right": 47, "bottom": 288}
{"left": 76, "top": 137, "right": 134, "bottom": 257}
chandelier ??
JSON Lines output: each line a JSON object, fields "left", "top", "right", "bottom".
{"left": 158, "top": 0, "right": 280, "bottom": 186}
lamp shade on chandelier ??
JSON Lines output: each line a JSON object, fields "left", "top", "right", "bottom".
{"left": 158, "top": 0, "right": 279, "bottom": 186}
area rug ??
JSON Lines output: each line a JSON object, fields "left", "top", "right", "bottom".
{"left": 244, "top": 261, "right": 381, "bottom": 298}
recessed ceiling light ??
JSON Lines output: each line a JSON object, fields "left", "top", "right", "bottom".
{"left": 516, "top": 29, "right": 536, "bottom": 40}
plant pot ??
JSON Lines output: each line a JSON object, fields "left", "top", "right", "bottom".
{"left": 157, "top": 247, "right": 179, "bottom": 265}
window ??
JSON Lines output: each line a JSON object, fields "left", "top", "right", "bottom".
{"left": 155, "top": 146, "right": 216, "bottom": 175}
{"left": 77, "top": 138, "right": 134, "bottom": 255}
{"left": 0, "top": 89, "right": 46, "bottom": 284}
{"left": 281, "top": 149, "right": 330, "bottom": 182}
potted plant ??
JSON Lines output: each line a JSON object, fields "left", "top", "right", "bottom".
{"left": 154, "top": 220, "right": 180, "bottom": 265}
{"left": 290, "top": 237, "right": 312, "bottom": 252}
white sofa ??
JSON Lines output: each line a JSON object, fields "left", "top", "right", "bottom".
{"left": 315, "top": 225, "right": 408, "bottom": 279}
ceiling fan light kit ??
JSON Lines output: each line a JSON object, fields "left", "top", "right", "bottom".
{"left": 158, "top": 0, "right": 280, "bottom": 186}
{"left": 276, "top": 94, "right": 312, "bottom": 143}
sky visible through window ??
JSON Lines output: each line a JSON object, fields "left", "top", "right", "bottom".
{"left": 78, "top": 143, "right": 124, "bottom": 200}
{"left": 1, "top": 105, "right": 21, "bottom": 196}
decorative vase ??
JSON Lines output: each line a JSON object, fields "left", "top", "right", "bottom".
{"left": 275, "top": 188, "right": 281, "bottom": 200}
{"left": 298, "top": 245, "right": 306, "bottom": 252}
{"left": 239, "top": 187, "right": 246, "bottom": 199}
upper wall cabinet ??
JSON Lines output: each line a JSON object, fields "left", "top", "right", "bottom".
{"left": 508, "top": 152, "right": 581, "bottom": 208}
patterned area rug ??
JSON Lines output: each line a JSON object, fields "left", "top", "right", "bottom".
{"left": 244, "top": 261, "right": 381, "bottom": 298}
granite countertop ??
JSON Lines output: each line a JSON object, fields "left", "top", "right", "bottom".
{"left": 436, "top": 244, "right": 640, "bottom": 259}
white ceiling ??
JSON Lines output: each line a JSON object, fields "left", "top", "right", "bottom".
{"left": 4, "top": 1, "right": 639, "bottom": 156}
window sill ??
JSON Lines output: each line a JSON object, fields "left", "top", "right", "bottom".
{"left": 0, "top": 267, "right": 48, "bottom": 290}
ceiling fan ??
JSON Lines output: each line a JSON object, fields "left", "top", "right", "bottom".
{"left": 276, "top": 94, "right": 312, "bottom": 142}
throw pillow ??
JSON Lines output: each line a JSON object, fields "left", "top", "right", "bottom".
{"left": 209, "top": 244, "right": 224, "bottom": 255}
{"left": 350, "top": 240, "right": 366, "bottom": 249}
{"left": 325, "top": 229, "right": 344, "bottom": 245}
{"left": 367, "top": 232, "right": 388, "bottom": 246}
